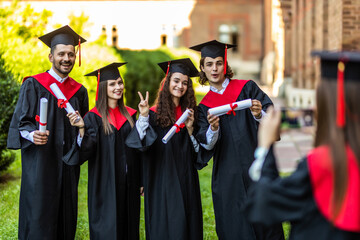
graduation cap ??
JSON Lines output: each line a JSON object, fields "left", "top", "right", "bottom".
{"left": 311, "top": 50, "right": 360, "bottom": 128}
{"left": 189, "top": 40, "right": 236, "bottom": 75}
{"left": 158, "top": 58, "right": 199, "bottom": 78}
{"left": 39, "top": 25, "right": 86, "bottom": 66}
{"left": 157, "top": 58, "right": 199, "bottom": 90}
{"left": 85, "top": 62, "right": 127, "bottom": 101}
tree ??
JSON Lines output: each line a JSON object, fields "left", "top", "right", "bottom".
{"left": 0, "top": 0, "right": 52, "bottom": 80}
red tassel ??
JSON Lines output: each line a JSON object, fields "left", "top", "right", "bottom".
{"left": 78, "top": 38, "right": 81, "bottom": 67}
{"left": 96, "top": 69, "right": 100, "bottom": 101}
{"left": 161, "top": 61, "right": 171, "bottom": 91}
{"left": 337, "top": 61, "right": 345, "bottom": 128}
{"left": 224, "top": 44, "right": 227, "bottom": 75}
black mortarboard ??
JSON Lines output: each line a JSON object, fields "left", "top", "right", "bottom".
{"left": 311, "top": 50, "right": 360, "bottom": 128}
{"left": 311, "top": 51, "right": 360, "bottom": 81}
{"left": 189, "top": 40, "right": 236, "bottom": 59}
{"left": 85, "top": 62, "right": 127, "bottom": 100}
{"left": 39, "top": 25, "right": 86, "bottom": 66}
{"left": 158, "top": 58, "right": 199, "bottom": 78}
{"left": 189, "top": 40, "right": 236, "bottom": 75}
{"left": 39, "top": 25, "right": 86, "bottom": 48}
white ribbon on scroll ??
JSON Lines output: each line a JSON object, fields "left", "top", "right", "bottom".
{"left": 38, "top": 98, "right": 48, "bottom": 132}
{"left": 49, "top": 83, "right": 80, "bottom": 122}
{"left": 208, "top": 99, "right": 252, "bottom": 116}
{"left": 162, "top": 109, "right": 190, "bottom": 144}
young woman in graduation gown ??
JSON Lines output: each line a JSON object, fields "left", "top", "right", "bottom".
{"left": 68, "top": 63, "right": 141, "bottom": 239}
{"left": 245, "top": 51, "right": 360, "bottom": 240}
{"left": 125, "top": 58, "right": 203, "bottom": 240}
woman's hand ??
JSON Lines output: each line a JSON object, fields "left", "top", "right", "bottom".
{"left": 67, "top": 111, "right": 84, "bottom": 127}
{"left": 138, "top": 91, "right": 149, "bottom": 117}
{"left": 67, "top": 111, "right": 85, "bottom": 137}
{"left": 258, "top": 106, "right": 281, "bottom": 149}
{"left": 250, "top": 99, "right": 263, "bottom": 119}
{"left": 185, "top": 108, "right": 195, "bottom": 136}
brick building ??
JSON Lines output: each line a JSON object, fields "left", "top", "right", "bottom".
{"left": 181, "top": 0, "right": 264, "bottom": 80}
{"left": 276, "top": 0, "right": 360, "bottom": 108}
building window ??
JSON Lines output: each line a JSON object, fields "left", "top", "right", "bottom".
{"left": 219, "top": 24, "right": 239, "bottom": 53}
{"left": 112, "top": 25, "right": 118, "bottom": 47}
{"left": 161, "top": 34, "right": 167, "bottom": 46}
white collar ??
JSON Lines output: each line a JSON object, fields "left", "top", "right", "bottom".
{"left": 48, "top": 67, "right": 69, "bottom": 83}
{"left": 210, "top": 78, "right": 230, "bottom": 94}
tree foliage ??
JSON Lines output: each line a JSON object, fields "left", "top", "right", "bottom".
{"left": 0, "top": 0, "right": 52, "bottom": 80}
{"left": 68, "top": 11, "right": 93, "bottom": 40}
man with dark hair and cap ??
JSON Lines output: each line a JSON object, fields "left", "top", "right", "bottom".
{"left": 7, "top": 25, "right": 88, "bottom": 239}
{"left": 190, "top": 40, "right": 284, "bottom": 240}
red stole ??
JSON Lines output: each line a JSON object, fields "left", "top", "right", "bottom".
{"left": 307, "top": 145, "right": 360, "bottom": 232}
{"left": 150, "top": 105, "right": 183, "bottom": 121}
{"left": 200, "top": 79, "right": 249, "bottom": 108}
{"left": 175, "top": 105, "right": 183, "bottom": 120}
{"left": 23, "top": 72, "right": 82, "bottom": 101}
{"left": 90, "top": 106, "right": 137, "bottom": 130}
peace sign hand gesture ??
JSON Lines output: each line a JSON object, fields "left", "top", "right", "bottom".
{"left": 138, "top": 91, "right": 149, "bottom": 117}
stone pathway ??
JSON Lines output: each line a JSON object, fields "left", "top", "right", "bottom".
{"left": 274, "top": 127, "right": 314, "bottom": 172}
{"left": 265, "top": 87, "right": 315, "bottom": 173}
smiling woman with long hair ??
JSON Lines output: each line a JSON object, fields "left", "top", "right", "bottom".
{"left": 68, "top": 62, "right": 141, "bottom": 240}
{"left": 244, "top": 51, "right": 360, "bottom": 240}
{"left": 126, "top": 58, "right": 203, "bottom": 240}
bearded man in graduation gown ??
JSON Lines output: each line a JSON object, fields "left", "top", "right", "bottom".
{"left": 7, "top": 25, "right": 88, "bottom": 239}
{"left": 190, "top": 40, "right": 284, "bottom": 240}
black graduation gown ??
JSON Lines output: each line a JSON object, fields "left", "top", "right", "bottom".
{"left": 79, "top": 107, "right": 141, "bottom": 240}
{"left": 244, "top": 147, "right": 360, "bottom": 240}
{"left": 196, "top": 79, "right": 284, "bottom": 240}
{"left": 126, "top": 109, "right": 203, "bottom": 240}
{"left": 7, "top": 72, "right": 89, "bottom": 239}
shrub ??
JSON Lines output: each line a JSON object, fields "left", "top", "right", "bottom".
{"left": 0, "top": 53, "right": 20, "bottom": 172}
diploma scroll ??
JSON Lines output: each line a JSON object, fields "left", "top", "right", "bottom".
{"left": 50, "top": 83, "right": 80, "bottom": 123}
{"left": 208, "top": 99, "right": 252, "bottom": 116}
{"left": 38, "top": 98, "right": 48, "bottom": 132}
{"left": 162, "top": 109, "right": 190, "bottom": 144}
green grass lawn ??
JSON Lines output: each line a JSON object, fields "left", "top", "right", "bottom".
{"left": 0, "top": 151, "right": 217, "bottom": 239}
{"left": 0, "top": 152, "right": 290, "bottom": 240}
